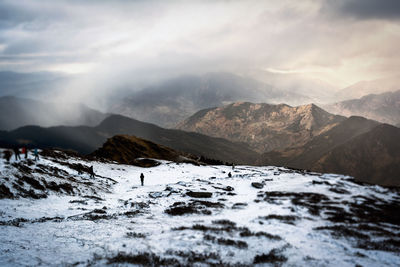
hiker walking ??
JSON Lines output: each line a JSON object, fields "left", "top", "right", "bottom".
{"left": 89, "top": 166, "right": 95, "bottom": 178}
{"left": 3, "top": 150, "right": 11, "bottom": 163}
{"left": 140, "top": 173, "right": 144, "bottom": 186}
{"left": 34, "top": 148, "right": 39, "bottom": 161}
{"left": 13, "top": 147, "right": 21, "bottom": 160}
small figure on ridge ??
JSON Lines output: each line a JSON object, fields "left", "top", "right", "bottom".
{"left": 140, "top": 173, "right": 145, "bottom": 186}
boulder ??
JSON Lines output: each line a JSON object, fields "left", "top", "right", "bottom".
{"left": 186, "top": 191, "right": 212, "bottom": 198}
{"left": 251, "top": 182, "right": 264, "bottom": 189}
{"left": 149, "top": 191, "right": 171, "bottom": 198}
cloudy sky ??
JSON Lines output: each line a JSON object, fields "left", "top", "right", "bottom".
{"left": 0, "top": 0, "right": 399, "bottom": 90}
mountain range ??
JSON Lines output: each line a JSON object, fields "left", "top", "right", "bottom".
{"left": 1, "top": 72, "right": 399, "bottom": 186}
{"left": 177, "top": 102, "right": 345, "bottom": 153}
{"left": 176, "top": 102, "right": 400, "bottom": 186}
{"left": 324, "top": 90, "right": 400, "bottom": 127}
{"left": 0, "top": 114, "right": 258, "bottom": 164}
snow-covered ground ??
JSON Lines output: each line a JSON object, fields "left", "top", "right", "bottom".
{"left": 0, "top": 150, "right": 399, "bottom": 266}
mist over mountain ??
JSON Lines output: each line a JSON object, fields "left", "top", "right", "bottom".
{"left": 0, "top": 71, "right": 70, "bottom": 99}
{"left": 246, "top": 69, "right": 339, "bottom": 105}
{"left": 109, "top": 72, "right": 312, "bottom": 128}
{"left": 324, "top": 90, "right": 400, "bottom": 126}
{"left": 0, "top": 96, "right": 107, "bottom": 130}
{"left": 334, "top": 75, "right": 400, "bottom": 101}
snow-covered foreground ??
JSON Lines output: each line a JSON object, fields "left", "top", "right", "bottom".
{"left": 0, "top": 150, "right": 400, "bottom": 266}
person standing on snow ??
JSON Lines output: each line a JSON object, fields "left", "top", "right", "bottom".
{"left": 140, "top": 173, "right": 144, "bottom": 186}
{"left": 89, "top": 166, "right": 95, "bottom": 178}
{"left": 13, "top": 147, "right": 21, "bottom": 160}
{"left": 21, "top": 147, "right": 29, "bottom": 159}
{"left": 34, "top": 148, "right": 39, "bottom": 161}
{"left": 3, "top": 150, "right": 11, "bottom": 163}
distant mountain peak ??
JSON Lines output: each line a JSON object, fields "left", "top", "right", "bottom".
{"left": 177, "top": 102, "right": 345, "bottom": 153}
{"left": 324, "top": 89, "right": 400, "bottom": 126}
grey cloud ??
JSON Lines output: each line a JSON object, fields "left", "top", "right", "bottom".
{"left": 324, "top": 0, "right": 400, "bottom": 20}
{"left": 0, "top": 1, "right": 66, "bottom": 29}
{"left": 0, "top": 2, "right": 34, "bottom": 27}
{"left": 0, "top": 0, "right": 399, "bottom": 96}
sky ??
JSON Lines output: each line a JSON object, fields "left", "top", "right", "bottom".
{"left": 0, "top": 0, "right": 400, "bottom": 91}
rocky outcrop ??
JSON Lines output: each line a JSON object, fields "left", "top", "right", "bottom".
{"left": 91, "top": 135, "right": 196, "bottom": 166}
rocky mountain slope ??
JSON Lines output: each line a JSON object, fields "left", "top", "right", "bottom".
{"left": 311, "top": 124, "right": 400, "bottom": 186}
{"left": 258, "top": 116, "right": 380, "bottom": 167}
{"left": 91, "top": 135, "right": 199, "bottom": 166}
{"left": 0, "top": 96, "right": 107, "bottom": 130}
{"left": 177, "top": 102, "right": 345, "bottom": 153}
{"left": 0, "top": 114, "right": 259, "bottom": 164}
{"left": 324, "top": 90, "right": 400, "bottom": 126}
{"left": 110, "top": 72, "right": 310, "bottom": 128}
{"left": 259, "top": 117, "right": 400, "bottom": 186}
{"left": 1, "top": 149, "right": 399, "bottom": 266}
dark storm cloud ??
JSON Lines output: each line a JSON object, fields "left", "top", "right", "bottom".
{"left": 0, "top": 0, "right": 399, "bottom": 93}
{"left": 0, "top": 1, "right": 65, "bottom": 28}
{"left": 0, "top": 3, "right": 33, "bottom": 29}
{"left": 324, "top": 0, "right": 400, "bottom": 20}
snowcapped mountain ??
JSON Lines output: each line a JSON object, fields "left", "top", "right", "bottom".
{"left": 1, "top": 149, "right": 399, "bottom": 266}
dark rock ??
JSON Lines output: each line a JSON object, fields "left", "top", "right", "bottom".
{"left": 0, "top": 184, "right": 14, "bottom": 199}
{"left": 254, "top": 248, "right": 288, "bottom": 264}
{"left": 186, "top": 191, "right": 212, "bottom": 198}
{"left": 251, "top": 182, "right": 264, "bottom": 189}
{"left": 149, "top": 191, "right": 171, "bottom": 198}
{"left": 165, "top": 200, "right": 223, "bottom": 216}
{"left": 232, "top": 202, "right": 248, "bottom": 209}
